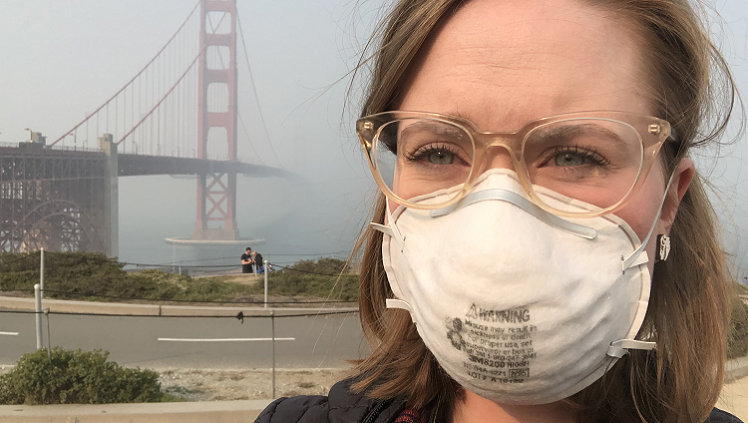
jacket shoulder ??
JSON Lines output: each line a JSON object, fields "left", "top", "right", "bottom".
{"left": 706, "top": 408, "right": 744, "bottom": 423}
{"left": 254, "top": 378, "right": 382, "bottom": 423}
{"left": 254, "top": 395, "right": 329, "bottom": 423}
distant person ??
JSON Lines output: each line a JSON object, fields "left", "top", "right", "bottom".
{"left": 253, "top": 251, "right": 264, "bottom": 274}
{"left": 240, "top": 247, "right": 254, "bottom": 274}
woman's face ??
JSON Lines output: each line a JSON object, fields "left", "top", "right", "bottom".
{"left": 394, "top": 0, "right": 693, "bottom": 274}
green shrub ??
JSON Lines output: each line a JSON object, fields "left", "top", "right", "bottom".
{"left": 247, "top": 258, "right": 359, "bottom": 301}
{"left": 0, "top": 251, "right": 150, "bottom": 299}
{"left": 0, "top": 252, "right": 358, "bottom": 302}
{"left": 0, "top": 348, "right": 171, "bottom": 404}
{"left": 0, "top": 252, "right": 358, "bottom": 301}
{"left": 0, "top": 251, "right": 253, "bottom": 302}
{"left": 0, "top": 251, "right": 125, "bottom": 294}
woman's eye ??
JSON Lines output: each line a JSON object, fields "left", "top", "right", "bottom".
{"left": 404, "top": 143, "right": 465, "bottom": 166}
{"left": 428, "top": 150, "right": 455, "bottom": 165}
{"left": 554, "top": 152, "right": 587, "bottom": 166}
{"left": 547, "top": 147, "right": 608, "bottom": 168}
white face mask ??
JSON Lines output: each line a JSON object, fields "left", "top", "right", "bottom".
{"left": 371, "top": 169, "right": 662, "bottom": 405}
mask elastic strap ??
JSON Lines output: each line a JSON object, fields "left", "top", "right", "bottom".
{"left": 370, "top": 199, "right": 405, "bottom": 251}
{"left": 606, "top": 339, "right": 656, "bottom": 358}
{"left": 621, "top": 172, "right": 677, "bottom": 272}
{"left": 430, "top": 188, "right": 597, "bottom": 239}
{"left": 386, "top": 298, "right": 414, "bottom": 314}
{"left": 611, "top": 173, "right": 678, "bottom": 356}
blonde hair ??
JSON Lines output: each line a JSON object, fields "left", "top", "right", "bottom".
{"left": 348, "top": 1, "right": 742, "bottom": 422}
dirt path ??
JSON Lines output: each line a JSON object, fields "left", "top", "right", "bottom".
{"left": 157, "top": 368, "right": 350, "bottom": 401}
{"left": 187, "top": 271, "right": 263, "bottom": 285}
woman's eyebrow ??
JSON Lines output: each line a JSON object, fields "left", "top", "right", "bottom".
{"left": 440, "top": 110, "right": 474, "bottom": 122}
{"left": 400, "top": 121, "right": 466, "bottom": 136}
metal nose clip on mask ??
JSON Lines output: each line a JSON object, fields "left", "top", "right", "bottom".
{"left": 371, "top": 169, "right": 666, "bottom": 405}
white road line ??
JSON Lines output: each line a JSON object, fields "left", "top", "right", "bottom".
{"left": 157, "top": 337, "right": 295, "bottom": 342}
{"left": 0, "top": 332, "right": 19, "bottom": 336}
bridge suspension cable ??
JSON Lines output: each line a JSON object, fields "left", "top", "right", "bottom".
{"left": 236, "top": 10, "right": 285, "bottom": 169}
{"left": 49, "top": 0, "right": 279, "bottom": 168}
{"left": 117, "top": 51, "right": 202, "bottom": 145}
{"left": 50, "top": 0, "right": 201, "bottom": 148}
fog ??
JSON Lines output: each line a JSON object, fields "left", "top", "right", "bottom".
{"left": 1, "top": 0, "right": 747, "bottom": 279}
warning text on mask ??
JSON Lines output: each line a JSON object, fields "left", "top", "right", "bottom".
{"left": 446, "top": 304, "right": 536, "bottom": 384}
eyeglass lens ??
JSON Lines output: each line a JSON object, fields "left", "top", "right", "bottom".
{"left": 373, "top": 118, "right": 644, "bottom": 212}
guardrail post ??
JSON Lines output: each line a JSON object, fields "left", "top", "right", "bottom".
{"left": 39, "top": 248, "right": 44, "bottom": 299}
{"left": 264, "top": 260, "right": 269, "bottom": 308}
{"left": 44, "top": 308, "right": 51, "bottom": 361}
{"left": 271, "top": 309, "right": 276, "bottom": 398}
{"left": 34, "top": 284, "right": 43, "bottom": 350}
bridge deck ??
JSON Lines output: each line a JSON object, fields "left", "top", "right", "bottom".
{"left": 0, "top": 145, "right": 293, "bottom": 253}
{"left": 0, "top": 145, "right": 291, "bottom": 178}
{"left": 118, "top": 154, "right": 291, "bottom": 178}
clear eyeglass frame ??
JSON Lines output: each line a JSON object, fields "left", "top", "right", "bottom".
{"left": 356, "top": 111, "right": 676, "bottom": 219}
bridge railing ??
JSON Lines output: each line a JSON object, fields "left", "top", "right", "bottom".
{"left": 0, "top": 142, "right": 103, "bottom": 153}
{"left": 46, "top": 144, "right": 103, "bottom": 153}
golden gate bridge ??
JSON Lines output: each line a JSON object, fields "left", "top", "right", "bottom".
{"left": 0, "top": 0, "right": 292, "bottom": 256}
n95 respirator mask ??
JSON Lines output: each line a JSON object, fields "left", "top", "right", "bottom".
{"left": 371, "top": 169, "right": 659, "bottom": 405}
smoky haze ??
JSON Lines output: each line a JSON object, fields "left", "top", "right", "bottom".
{"left": 1, "top": 0, "right": 747, "bottom": 279}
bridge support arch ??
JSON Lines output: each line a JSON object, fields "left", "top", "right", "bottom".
{"left": 0, "top": 145, "right": 109, "bottom": 255}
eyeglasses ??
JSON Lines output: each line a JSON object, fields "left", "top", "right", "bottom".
{"left": 356, "top": 111, "right": 675, "bottom": 218}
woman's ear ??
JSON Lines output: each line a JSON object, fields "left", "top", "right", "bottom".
{"left": 661, "top": 158, "right": 695, "bottom": 234}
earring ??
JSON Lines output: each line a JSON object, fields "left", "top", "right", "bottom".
{"left": 656, "top": 234, "right": 670, "bottom": 262}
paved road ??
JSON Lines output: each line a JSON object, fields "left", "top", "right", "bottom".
{"left": 0, "top": 310, "right": 368, "bottom": 369}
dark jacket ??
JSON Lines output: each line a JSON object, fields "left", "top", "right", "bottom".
{"left": 254, "top": 379, "right": 743, "bottom": 423}
{"left": 254, "top": 378, "right": 408, "bottom": 423}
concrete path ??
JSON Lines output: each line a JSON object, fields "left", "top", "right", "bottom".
{"left": 0, "top": 295, "right": 357, "bottom": 316}
{"left": 718, "top": 357, "right": 748, "bottom": 420}
{"left": 0, "top": 399, "right": 273, "bottom": 422}
{"left": 717, "top": 375, "right": 748, "bottom": 420}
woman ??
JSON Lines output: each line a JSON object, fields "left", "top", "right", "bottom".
{"left": 256, "top": 0, "right": 743, "bottom": 422}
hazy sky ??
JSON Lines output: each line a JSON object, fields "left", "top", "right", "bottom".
{"left": 1, "top": 0, "right": 747, "bottom": 276}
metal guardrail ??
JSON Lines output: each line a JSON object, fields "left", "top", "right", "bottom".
{"left": 0, "top": 142, "right": 102, "bottom": 153}
{"left": 46, "top": 144, "right": 103, "bottom": 153}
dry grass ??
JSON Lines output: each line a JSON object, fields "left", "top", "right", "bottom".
{"left": 157, "top": 368, "right": 350, "bottom": 401}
